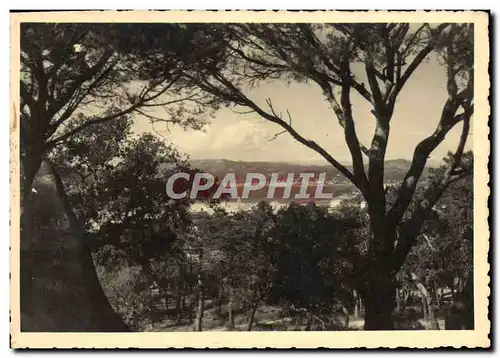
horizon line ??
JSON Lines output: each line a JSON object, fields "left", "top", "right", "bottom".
{"left": 187, "top": 157, "right": 442, "bottom": 166}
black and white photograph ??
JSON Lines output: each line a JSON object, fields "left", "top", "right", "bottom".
{"left": 10, "top": 10, "right": 490, "bottom": 348}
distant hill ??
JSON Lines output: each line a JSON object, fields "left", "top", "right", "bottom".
{"left": 189, "top": 158, "right": 430, "bottom": 185}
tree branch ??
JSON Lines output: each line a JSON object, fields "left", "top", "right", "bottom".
{"left": 386, "top": 84, "right": 472, "bottom": 235}
{"left": 46, "top": 75, "right": 185, "bottom": 148}
{"left": 447, "top": 110, "right": 472, "bottom": 177}
{"left": 268, "top": 130, "right": 287, "bottom": 142}
{"left": 367, "top": 119, "right": 390, "bottom": 218}
{"left": 401, "top": 24, "right": 429, "bottom": 57}
{"left": 390, "top": 107, "right": 472, "bottom": 271}
{"left": 49, "top": 58, "right": 118, "bottom": 130}
{"left": 47, "top": 50, "right": 115, "bottom": 121}
{"left": 45, "top": 105, "right": 138, "bottom": 148}
{"left": 296, "top": 24, "right": 374, "bottom": 106}
{"left": 201, "top": 71, "right": 360, "bottom": 187}
{"left": 391, "top": 171, "right": 464, "bottom": 272}
{"left": 388, "top": 23, "right": 450, "bottom": 106}
{"left": 365, "top": 51, "right": 385, "bottom": 112}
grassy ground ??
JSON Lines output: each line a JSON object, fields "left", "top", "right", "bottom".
{"left": 147, "top": 304, "right": 284, "bottom": 332}
{"left": 145, "top": 303, "right": 446, "bottom": 332}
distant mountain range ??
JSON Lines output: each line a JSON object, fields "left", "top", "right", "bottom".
{"left": 188, "top": 158, "right": 431, "bottom": 185}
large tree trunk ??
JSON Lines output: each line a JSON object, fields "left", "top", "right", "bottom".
{"left": 50, "top": 163, "right": 129, "bottom": 331}
{"left": 360, "top": 205, "right": 399, "bottom": 331}
{"left": 21, "top": 163, "right": 38, "bottom": 211}
{"left": 19, "top": 154, "right": 42, "bottom": 324}
{"left": 362, "top": 269, "right": 396, "bottom": 330}
{"left": 80, "top": 240, "right": 130, "bottom": 332}
{"left": 22, "top": 162, "right": 129, "bottom": 332}
{"left": 20, "top": 146, "right": 43, "bottom": 211}
{"left": 363, "top": 295, "right": 394, "bottom": 330}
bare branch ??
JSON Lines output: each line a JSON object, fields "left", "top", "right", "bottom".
{"left": 229, "top": 108, "right": 256, "bottom": 115}
{"left": 296, "top": 24, "right": 374, "bottom": 105}
{"left": 268, "top": 130, "right": 287, "bottom": 142}
{"left": 151, "top": 121, "right": 169, "bottom": 139}
{"left": 316, "top": 79, "right": 367, "bottom": 192}
{"left": 135, "top": 108, "right": 168, "bottom": 123}
{"left": 446, "top": 109, "right": 472, "bottom": 178}
{"left": 401, "top": 24, "right": 430, "bottom": 57}
{"left": 228, "top": 43, "right": 288, "bottom": 72}
{"left": 202, "top": 72, "right": 359, "bottom": 187}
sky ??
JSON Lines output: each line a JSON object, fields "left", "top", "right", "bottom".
{"left": 132, "top": 48, "right": 472, "bottom": 165}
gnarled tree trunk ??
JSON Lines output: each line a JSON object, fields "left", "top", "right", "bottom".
{"left": 20, "top": 144, "right": 43, "bottom": 210}
{"left": 21, "top": 161, "right": 129, "bottom": 332}
{"left": 363, "top": 295, "right": 394, "bottom": 330}
{"left": 361, "top": 266, "right": 396, "bottom": 330}
{"left": 49, "top": 162, "right": 129, "bottom": 331}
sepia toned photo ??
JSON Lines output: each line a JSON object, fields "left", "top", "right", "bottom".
{"left": 10, "top": 10, "right": 490, "bottom": 348}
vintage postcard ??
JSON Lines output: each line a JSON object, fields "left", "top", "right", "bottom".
{"left": 10, "top": 10, "right": 490, "bottom": 348}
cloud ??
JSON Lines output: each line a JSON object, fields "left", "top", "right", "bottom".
{"left": 155, "top": 120, "right": 274, "bottom": 160}
{"left": 208, "top": 121, "right": 270, "bottom": 152}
